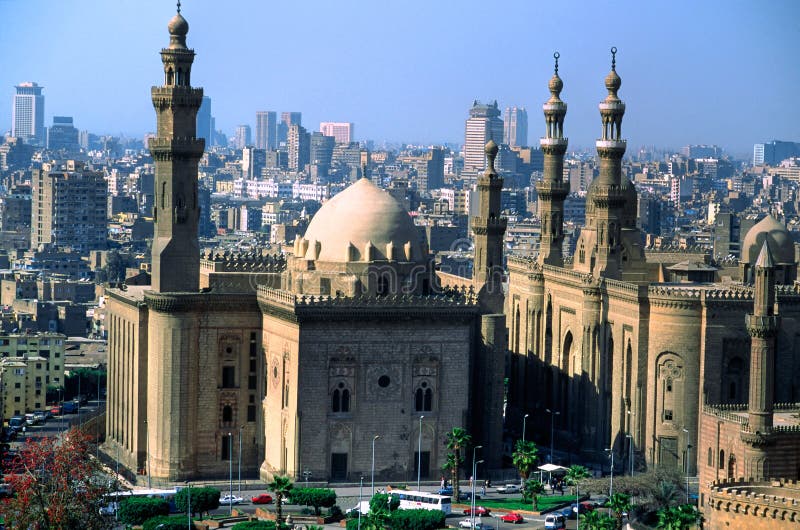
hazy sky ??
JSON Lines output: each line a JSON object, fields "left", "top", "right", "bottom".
{"left": 1, "top": 0, "right": 798, "bottom": 155}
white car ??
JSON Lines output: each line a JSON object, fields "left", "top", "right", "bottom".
{"left": 220, "top": 494, "right": 244, "bottom": 505}
{"left": 495, "top": 484, "right": 520, "bottom": 494}
{"left": 458, "top": 520, "right": 493, "bottom": 529}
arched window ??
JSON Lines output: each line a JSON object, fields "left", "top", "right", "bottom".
{"left": 331, "top": 389, "right": 341, "bottom": 413}
{"left": 331, "top": 382, "right": 350, "bottom": 413}
{"left": 424, "top": 389, "right": 432, "bottom": 411}
{"left": 415, "top": 388, "right": 423, "bottom": 411}
{"left": 341, "top": 389, "right": 350, "bottom": 412}
{"left": 708, "top": 447, "right": 713, "bottom": 467}
{"left": 415, "top": 382, "right": 433, "bottom": 412}
{"left": 222, "top": 405, "right": 232, "bottom": 423}
{"left": 719, "top": 450, "right": 725, "bottom": 469}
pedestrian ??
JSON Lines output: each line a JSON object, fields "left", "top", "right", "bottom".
{"left": 469, "top": 475, "right": 473, "bottom": 488}
{"left": 481, "top": 483, "right": 486, "bottom": 496}
{"left": 441, "top": 475, "right": 446, "bottom": 489}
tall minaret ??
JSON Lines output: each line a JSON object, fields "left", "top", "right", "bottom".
{"left": 149, "top": 1, "right": 205, "bottom": 293}
{"left": 472, "top": 140, "right": 507, "bottom": 314}
{"left": 585, "top": 47, "right": 628, "bottom": 278}
{"left": 537, "top": 52, "right": 569, "bottom": 266}
{"left": 746, "top": 241, "right": 778, "bottom": 434}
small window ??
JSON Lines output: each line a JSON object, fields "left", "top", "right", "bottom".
{"left": 249, "top": 358, "right": 257, "bottom": 373}
{"left": 666, "top": 378, "right": 673, "bottom": 393}
{"left": 378, "top": 375, "right": 390, "bottom": 388}
{"left": 222, "top": 366, "right": 236, "bottom": 388}
{"left": 664, "top": 409, "right": 673, "bottom": 421}
{"left": 222, "top": 406, "right": 233, "bottom": 422}
{"left": 248, "top": 375, "right": 257, "bottom": 390}
{"left": 719, "top": 450, "right": 725, "bottom": 469}
{"left": 707, "top": 447, "right": 713, "bottom": 467}
{"left": 247, "top": 405, "right": 256, "bottom": 422}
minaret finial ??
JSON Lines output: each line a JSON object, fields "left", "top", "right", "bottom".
{"left": 611, "top": 46, "right": 617, "bottom": 71}
{"left": 177, "top": 0, "right": 181, "bottom": 13}
{"left": 554, "top": 52, "right": 560, "bottom": 75}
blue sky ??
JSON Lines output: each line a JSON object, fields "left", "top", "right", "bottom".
{"left": 1, "top": 0, "right": 798, "bottom": 156}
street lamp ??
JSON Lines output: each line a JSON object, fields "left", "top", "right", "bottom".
{"left": 417, "top": 415, "right": 424, "bottom": 491}
{"left": 228, "top": 432, "right": 233, "bottom": 514}
{"left": 371, "top": 435, "right": 380, "bottom": 495}
{"left": 546, "top": 409, "right": 560, "bottom": 487}
{"left": 471, "top": 445, "right": 483, "bottom": 529}
{"left": 185, "top": 481, "right": 191, "bottom": 530}
{"left": 522, "top": 413, "right": 529, "bottom": 444}
{"left": 682, "top": 428, "right": 691, "bottom": 504}
{"left": 238, "top": 426, "right": 244, "bottom": 499}
{"left": 358, "top": 476, "right": 364, "bottom": 530}
{"left": 605, "top": 448, "right": 614, "bottom": 516}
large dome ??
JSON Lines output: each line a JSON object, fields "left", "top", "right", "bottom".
{"left": 741, "top": 214, "right": 795, "bottom": 265}
{"left": 300, "top": 178, "right": 425, "bottom": 263}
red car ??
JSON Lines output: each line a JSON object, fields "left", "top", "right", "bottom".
{"left": 251, "top": 493, "right": 274, "bottom": 504}
{"left": 463, "top": 506, "right": 491, "bottom": 516}
{"left": 500, "top": 512, "right": 524, "bottom": 523}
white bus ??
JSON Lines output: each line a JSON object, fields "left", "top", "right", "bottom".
{"left": 388, "top": 490, "right": 451, "bottom": 514}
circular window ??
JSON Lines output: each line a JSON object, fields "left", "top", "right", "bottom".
{"left": 338, "top": 382, "right": 345, "bottom": 389}
{"left": 273, "top": 366, "right": 278, "bottom": 378}
{"left": 226, "top": 347, "right": 233, "bottom": 354}
{"left": 421, "top": 381, "right": 428, "bottom": 388}
{"left": 378, "top": 375, "right": 391, "bottom": 388}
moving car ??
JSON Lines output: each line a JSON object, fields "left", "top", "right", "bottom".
{"left": 251, "top": 493, "right": 273, "bottom": 504}
{"left": 463, "top": 506, "right": 491, "bottom": 516}
{"left": 495, "top": 484, "right": 520, "bottom": 494}
{"left": 500, "top": 512, "right": 524, "bottom": 523}
{"left": 544, "top": 514, "right": 566, "bottom": 529}
{"left": 33, "top": 411, "right": 47, "bottom": 423}
{"left": 458, "top": 519, "right": 494, "bottom": 529}
{"left": 220, "top": 494, "right": 244, "bottom": 505}
{"left": 437, "top": 486, "right": 453, "bottom": 496}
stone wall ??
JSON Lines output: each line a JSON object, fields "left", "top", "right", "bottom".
{"left": 705, "top": 479, "right": 800, "bottom": 529}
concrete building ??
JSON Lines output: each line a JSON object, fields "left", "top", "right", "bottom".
{"left": 287, "top": 124, "right": 310, "bottom": 171}
{"left": 196, "top": 96, "right": 212, "bottom": 146}
{"left": 504, "top": 106, "right": 528, "bottom": 147}
{"left": 103, "top": 9, "right": 505, "bottom": 484}
{"left": 46, "top": 116, "right": 80, "bottom": 153}
{"left": 12, "top": 82, "right": 45, "bottom": 146}
{"left": 319, "top": 122, "right": 354, "bottom": 144}
{"left": 464, "top": 100, "right": 503, "bottom": 174}
{"left": 234, "top": 125, "right": 252, "bottom": 149}
{"left": 753, "top": 140, "right": 800, "bottom": 166}
{"left": 31, "top": 160, "right": 108, "bottom": 253}
{"left": 0, "top": 332, "right": 66, "bottom": 418}
{"left": 278, "top": 112, "right": 301, "bottom": 147}
{"left": 256, "top": 111, "right": 277, "bottom": 150}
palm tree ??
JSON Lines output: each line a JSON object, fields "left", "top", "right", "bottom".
{"left": 581, "top": 509, "right": 616, "bottom": 530}
{"left": 657, "top": 504, "right": 702, "bottom": 530}
{"left": 653, "top": 480, "right": 681, "bottom": 509}
{"left": 268, "top": 475, "right": 293, "bottom": 525}
{"left": 608, "top": 492, "right": 632, "bottom": 529}
{"left": 564, "top": 465, "right": 591, "bottom": 495}
{"left": 445, "top": 427, "right": 472, "bottom": 502}
{"left": 523, "top": 479, "right": 545, "bottom": 510}
{"left": 512, "top": 440, "right": 539, "bottom": 482}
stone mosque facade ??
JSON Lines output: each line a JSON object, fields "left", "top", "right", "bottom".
{"left": 103, "top": 8, "right": 505, "bottom": 483}
{"left": 505, "top": 50, "right": 800, "bottom": 489}
{"left": 105, "top": 8, "right": 800, "bottom": 492}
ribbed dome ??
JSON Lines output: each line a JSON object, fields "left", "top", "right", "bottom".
{"left": 605, "top": 69, "right": 621, "bottom": 94}
{"left": 300, "top": 178, "right": 425, "bottom": 263}
{"left": 742, "top": 214, "right": 795, "bottom": 264}
{"left": 168, "top": 13, "right": 189, "bottom": 36}
{"left": 548, "top": 74, "right": 563, "bottom": 96}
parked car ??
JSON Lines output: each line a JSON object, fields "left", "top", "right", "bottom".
{"left": 495, "top": 484, "right": 520, "bottom": 494}
{"left": 8, "top": 416, "right": 25, "bottom": 431}
{"left": 459, "top": 491, "right": 481, "bottom": 501}
{"left": 32, "top": 411, "right": 47, "bottom": 423}
{"left": 220, "top": 494, "right": 244, "bottom": 505}
{"left": 544, "top": 514, "right": 566, "bottom": 529}
{"left": 251, "top": 493, "right": 273, "bottom": 504}
{"left": 500, "top": 512, "right": 524, "bottom": 523}
{"left": 458, "top": 519, "right": 494, "bottom": 529}
{"left": 437, "top": 486, "right": 453, "bottom": 496}
{"left": 463, "top": 506, "right": 491, "bottom": 516}
{"left": 62, "top": 402, "right": 78, "bottom": 414}
{"left": 49, "top": 405, "right": 62, "bottom": 416}
{"left": 24, "top": 413, "right": 37, "bottom": 426}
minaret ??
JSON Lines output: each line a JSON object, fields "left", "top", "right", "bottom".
{"left": 537, "top": 52, "right": 570, "bottom": 266}
{"left": 149, "top": 1, "right": 205, "bottom": 293}
{"left": 471, "top": 140, "right": 507, "bottom": 314}
{"left": 746, "top": 241, "right": 779, "bottom": 434}
{"left": 594, "top": 47, "right": 627, "bottom": 277}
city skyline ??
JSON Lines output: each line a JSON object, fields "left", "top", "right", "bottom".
{"left": 1, "top": 0, "right": 798, "bottom": 155}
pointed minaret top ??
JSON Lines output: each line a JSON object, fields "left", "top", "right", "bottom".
{"left": 756, "top": 240, "right": 775, "bottom": 269}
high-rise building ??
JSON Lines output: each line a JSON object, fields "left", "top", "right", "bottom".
{"left": 287, "top": 124, "right": 310, "bottom": 171}
{"left": 196, "top": 96, "right": 212, "bottom": 146}
{"left": 277, "top": 112, "right": 301, "bottom": 147}
{"left": 234, "top": 125, "right": 251, "bottom": 149}
{"left": 319, "top": 122, "right": 354, "bottom": 144}
{"left": 464, "top": 100, "right": 503, "bottom": 174}
{"left": 255, "top": 111, "right": 277, "bottom": 150}
{"left": 753, "top": 140, "right": 800, "bottom": 166}
{"left": 31, "top": 160, "right": 108, "bottom": 253}
{"left": 12, "top": 82, "right": 45, "bottom": 146}
{"left": 310, "top": 132, "right": 335, "bottom": 178}
{"left": 503, "top": 107, "right": 528, "bottom": 147}
{"left": 241, "top": 147, "right": 266, "bottom": 179}
{"left": 46, "top": 116, "right": 80, "bottom": 153}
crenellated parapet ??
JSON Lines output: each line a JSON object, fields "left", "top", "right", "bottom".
{"left": 200, "top": 249, "right": 286, "bottom": 273}
{"left": 707, "top": 479, "right": 800, "bottom": 524}
{"left": 703, "top": 403, "right": 749, "bottom": 424}
{"left": 648, "top": 285, "right": 703, "bottom": 310}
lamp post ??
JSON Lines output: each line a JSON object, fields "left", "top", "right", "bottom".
{"left": 358, "top": 476, "right": 364, "bottom": 530}
{"left": 605, "top": 448, "right": 614, "bottom": 516}
{"left": 627, "top": 409, "right": 635, "bottom": 476}
{"left": 546, "top": 409, "right": 560, "bottom": 487}
{"left": 522, "top": 413, "right": 529, "bottom": 444}
{"left": 626, "top": 434, "right": 634, "bottom": 476}
{"left": 417, "top": 415, "right": 424, "bottom": 491}
{"left": 682, "top": 428, "right": 691, "bottom": 504}
{"left": 145, "top": 419, "right": 151, "bottom": 489}
{"left": 238, "top": 425, "right": 243, "bottom": 498}
{"left": 228, "top": 432, "right": 233, "bottom": 514}
{"left": 371, "top": 435, "right": 380, "bottom": 494}
{"left": 471, "top": 445, "right": 483, "bottom": 529}
{"left": 186, "top": 481, "right": 191, "bottom": 530}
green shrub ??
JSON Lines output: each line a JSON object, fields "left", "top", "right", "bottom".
{"left": 174, "top": 486, "right": 221, "bottom": 517}
{"left": 288, "top": 487, "right": 337, "bottom": 515}
{"left": 231, "top": 521, "right": 278, "bottom": 530}
{"left": 117, "top": 496, "right": 170, "bottom": 525}
{"left": 143, "top": 515, "right": 189, "bottom": 530}
{"left": 390, "top": 509, "right": 446, "bottom": 530}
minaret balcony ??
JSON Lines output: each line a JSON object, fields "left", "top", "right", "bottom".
{"left": 599, "top": 101, "right": 626, "bottom": 111}
{"left": 471, "top": 216, "right": 507, "bottom": 235}
{"left": 540, "top": 138, "right": 568, "bottom": 147}
{"left": 148, "top": 137, "right": 205, "bottom": 159}
{"left": 536, "top": 181, "right": 569, "bottom": 200}
{"left": 542, "top": 102, "right": 567, "bottom": 112}
{"left": 745, "top": 314, "right": 779, "bottom": 338}
{"left": 151, "top": 86, "right": 204, "bottom": 108}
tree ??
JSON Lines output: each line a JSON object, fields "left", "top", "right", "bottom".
{"left": 564, "top": 465, "right": 592, "bottom": 494}
{"left": 268, "top": 475, "right": 294, "bottom": 525}
{"left": 390, "top": 508, "right": 446, "bottom": 530}
{"left": 609, "top": 492, "right": 632, "bottom": 529}
{"left": 512, "top": 440, "right": 539, "bottom": 481}
{"left": 444, "top": 427, "right": 472, "bottom": 502}
{"left": 523, "top": 479, "right": 546, "bottom": 509}
{"left": 174, "top": 486, "right": 220, "bottom": 518}
{"left": 117, "top": 496, "right": 170, "bottom": 525}
{"left": 1, "top": 428, "right": 117, "bottom": 530}
{"left": 289, "top": 487, "right": 337, "bottom": 515}
{"left": 581, "top": 509, "right": 616, "bottom": 530}
{"left": 656, "top": 504, "right": 702, "bottom": 530}
{"left": 231, "top": 521, "right": 278, "bottom": 530}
